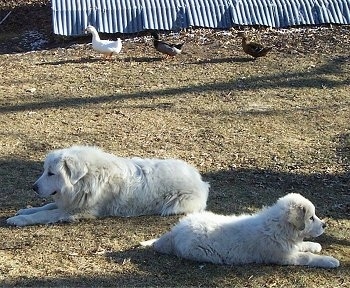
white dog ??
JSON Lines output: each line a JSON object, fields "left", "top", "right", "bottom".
{"left": 141, "top": 193, "right": 339, "bottom": 268}
{"left": 7, "top": 146, "right": 209, "bottom": 226}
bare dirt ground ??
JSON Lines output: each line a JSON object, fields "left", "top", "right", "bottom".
{"left": 0, "top": 1, "right": 349, "bottom": 287}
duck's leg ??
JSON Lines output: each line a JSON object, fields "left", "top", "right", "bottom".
{"left": 101, "top": 53, "right": 112, "bottom": 60}
{"left": 107, "top": 52, "right": 113, "bottom": 60}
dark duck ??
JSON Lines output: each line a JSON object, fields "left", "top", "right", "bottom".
{"left": 151, "top": 31, "right": 184, "bottom": 57}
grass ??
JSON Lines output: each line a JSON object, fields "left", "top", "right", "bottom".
{"left": 0, "top": 26, "right": 349, "bottom": 287}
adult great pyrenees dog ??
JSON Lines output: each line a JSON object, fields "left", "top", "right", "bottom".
{"left": 141, "top": 193, "right": 339, "bottom": 268}
{"left": 7, "top": 146, "right": 209, "bottom": 227}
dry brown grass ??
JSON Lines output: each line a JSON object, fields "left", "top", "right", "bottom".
{"left": 0, "top": 21, "right": 349, "bottom": 287}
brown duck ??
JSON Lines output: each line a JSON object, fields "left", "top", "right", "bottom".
{"left": 237, "top": 32, "right": 272, "bottom": 59}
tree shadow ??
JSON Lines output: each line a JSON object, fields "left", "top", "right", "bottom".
{"left": 202, "top": 133, "right": 349, "bottom": 220}
{"left": 37, "top": 56, "right": 167, "bottom": 65}
{"left": 124, "top": 56, "right": 167, "bottom": 62}
{"left": 205, "top": 167, "right": 349, "bottom": 219}
{"left": 0, "top": 157, "right": 43, "bottom": 210}
{"left": 0, "top": 55, "right": 348, "bottom": 114}
{"left": 187, "top": 56, "right": 253, "bottom": 64}
{"left": 37, "top": 57, "right": 106, "bottom": 65}
{"left": 0, "top": 128, "right": 348, "bottom": 218}
{"left": 0, "top": 134, "right": 348, "bottom": 286}
{"left": 1, "top": 246, "right": 347, "bottom": 287}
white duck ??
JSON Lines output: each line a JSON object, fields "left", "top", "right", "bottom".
{"left": 85, "top": 25, "right": 122, "bottom": 59}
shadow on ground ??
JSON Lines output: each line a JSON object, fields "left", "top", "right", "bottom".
{"left": 0, "top": 138, "right": 348, "bottom": 218}
{"left": 0, "top": 54, "right": 349, "bottom": 114}
{"left": 0, "top": 248, "right": 348, "bottom": 287}
{"left": 0, "top": 140, "right": 348, "bottom": 287}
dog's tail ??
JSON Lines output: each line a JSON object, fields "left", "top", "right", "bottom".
{"left": 140, "top": 238, "right": 158, "bottom": 247}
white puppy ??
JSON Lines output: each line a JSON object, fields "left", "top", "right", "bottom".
{"left": 7, "top": 146, "right": 209, "bottom": 226}
{"left": 141, "top": 193, "right": 339, "bottom": 268}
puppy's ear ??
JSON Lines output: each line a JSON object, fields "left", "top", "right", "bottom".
{"left": 288, "top": 205, "right": 306, "bottom": 230}
{"left": 63, "top": 155, "right": 88, "bottom": 185}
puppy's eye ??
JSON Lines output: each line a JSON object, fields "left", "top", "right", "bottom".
{"left": 310, "top": 216, "right": 314, "bottom": 221}
{"left": 48, "top": 172, "right": 55, "bottom": 176}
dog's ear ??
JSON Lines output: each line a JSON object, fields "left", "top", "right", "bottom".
{"left": 63, "top": 155, "right": 88, "bottom": 185}
{"left": 288, "top": 205, "right": 306, "bottom": 230}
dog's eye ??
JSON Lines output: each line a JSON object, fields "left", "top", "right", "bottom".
{"left": 310, "top": 216, "right": 314, "bottom": 221}
{"left": 48, "top": 172, "right": 55, "bottom": 176}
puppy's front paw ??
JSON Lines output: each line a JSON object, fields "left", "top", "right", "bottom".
{"left": 16, "top": 208, "right": 31, "bottom": 215}
{"left": 6, "top": 215, "right": 30, "bottom": 227}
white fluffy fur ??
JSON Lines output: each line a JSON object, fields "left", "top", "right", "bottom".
{"left": 141, "top": 193, "right": 339, "bottom": 268}
{"left": 7, "top": 146, "right": 209, "bottom": 226}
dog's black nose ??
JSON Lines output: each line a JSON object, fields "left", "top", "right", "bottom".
{"left": 33, "top": 183, "right": 38, "bottom": 192}
{"left": 322, "top": 222, "right": 327, "bottom": 228}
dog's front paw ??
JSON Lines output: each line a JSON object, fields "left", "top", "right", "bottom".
{"left": 299, "top": 241, "right": 322, "bottom": 253}
{"left": 6, "top": 215, "right": 30, "bottom": 227}
{"left": 322, "top": 256, "right": 340, "bottom": 268}
{"left": 307, "top": 242, "right": 322, "bottom": 253}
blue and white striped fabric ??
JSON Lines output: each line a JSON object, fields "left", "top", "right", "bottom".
{"left": 51, "top": 0, "right": 350, "bottom": 36}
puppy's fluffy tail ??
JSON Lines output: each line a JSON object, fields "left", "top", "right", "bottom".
{"left": 140, "top": 238, "right": 158, "bottom": 247}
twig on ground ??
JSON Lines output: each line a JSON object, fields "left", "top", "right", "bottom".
{"left": 0, "top": 11, "right": 12, "bottom": 25}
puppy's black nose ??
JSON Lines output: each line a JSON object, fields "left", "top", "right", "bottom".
{"left": 33, "top": 183, "right": 38, "bottom": 192}
{"left": 322, "top": 222, "right": 327, "bottom": 228}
